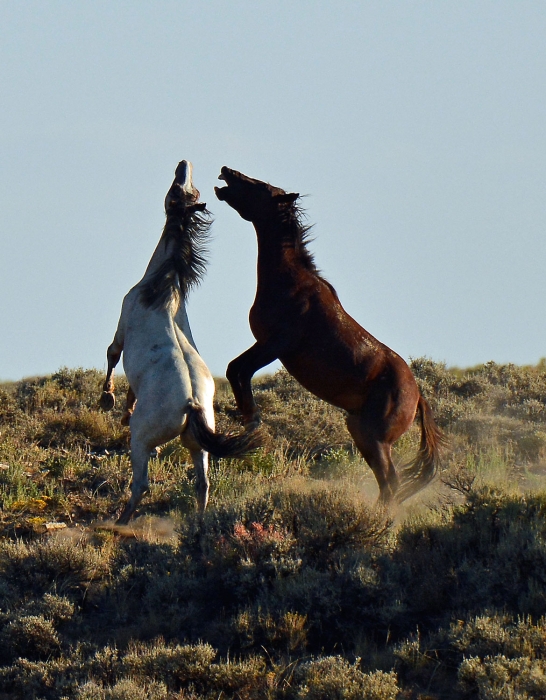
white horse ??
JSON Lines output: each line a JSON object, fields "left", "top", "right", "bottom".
{"left": 100, "top": 160, "right": 262, "bottom": 524}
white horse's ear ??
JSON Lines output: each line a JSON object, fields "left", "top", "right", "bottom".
{"left": 275, "top": 192, "right": 299, "bottom": 204}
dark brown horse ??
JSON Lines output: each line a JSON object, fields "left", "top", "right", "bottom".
{"left": 215, "top": 167, "right": 443, "bottom": 504}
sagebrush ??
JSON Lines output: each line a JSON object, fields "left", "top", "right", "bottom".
{"left": 1, "top": 360, "right": 546, "bottom": 698}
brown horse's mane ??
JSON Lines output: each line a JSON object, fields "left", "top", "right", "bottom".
{"left": 280, "top": 200, "right": 315, "bottom": 269}
{"left": 140, "top": 205, "right": 212, "bottom": 310}
{"left": 281, "top": 199, "right": 339, "bottom": 298}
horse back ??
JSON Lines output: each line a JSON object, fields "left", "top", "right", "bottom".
{"left": 252, "top": 272, "right": 418, "bottom": 414}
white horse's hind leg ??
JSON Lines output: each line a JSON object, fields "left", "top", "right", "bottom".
{"left": 117, "top": 439, "right": 152, "bottom": 525}
{"left": 181, "top": 401, "right": 213, "bottom": 513}
{"left": 189, "top": 448, "right": 209, "bottom": 513}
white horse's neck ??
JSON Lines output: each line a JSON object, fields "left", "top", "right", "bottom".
{"left": 139, "top": 235, "right": 176, "bottom": 282}
{"left": 134, "top": 228, "right": 199, "bottom": 350}
{"left": 135, "top": 202, "right": 208, "bottom": 318}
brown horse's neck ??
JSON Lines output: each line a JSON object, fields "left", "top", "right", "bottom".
{"left": 253, "top": 212, "right": 314, "bottom": 282}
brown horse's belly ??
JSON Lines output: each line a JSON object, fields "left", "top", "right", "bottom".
{"left": 280, "top": 354, "right": 367, "bottom": 412}
{"left": 280, "top": 341, "right": 420, "bottom": 419}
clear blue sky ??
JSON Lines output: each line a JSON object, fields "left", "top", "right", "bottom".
{"left": 1, "top": 2, "right": 546, "bottom": 380}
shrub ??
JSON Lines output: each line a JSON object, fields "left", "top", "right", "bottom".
{"left": 391, "top": 488, "right": 546, "bottom": 621}
{"left": 120, "top": 641, "right": 217, "bottom": 686}
{"left": 77, "top": 679, "right": 169, "bottom": 700}
{"left": 0, "top": 614, "right": 60, "bottom": 661}
{"left": 293, "top": 657, "right": 399, "bottom": 700}
{"left": 0, "top": 535, "right": 113, "bottom": 600}
{"left": 458, "top": 655, "right": 546, "bottom": 699}
{"left": 214, "top": 369, "right": 350, "bottom": 458}
{"left": 36, "top": 407, "right": 128, "bottom": 450}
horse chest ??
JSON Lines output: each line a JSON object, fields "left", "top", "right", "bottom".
{"left": 249, "top": 292, "right": 307, "bottom": 341}
{"left": 248, "top": 309, "right": 272, "bottom": 341}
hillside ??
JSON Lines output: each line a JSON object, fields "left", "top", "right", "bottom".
{"left": 1, "top": 361, "right": 546, "bottom": 698}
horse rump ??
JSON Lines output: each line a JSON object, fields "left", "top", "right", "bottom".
{"left": 187, "top": 405, "right": 264, "bottom": 458}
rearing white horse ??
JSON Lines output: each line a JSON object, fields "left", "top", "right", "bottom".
{"left": 101, "top": 160, "right": 262, "bottom": 524}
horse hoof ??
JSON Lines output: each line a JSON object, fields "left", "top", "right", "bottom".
{"left": 376, "top": 487, "right": 397, "bottom": 509}
{"left": 244, "top": 413, "right": 262, "bottom": 431}
{"left": 116, "top": 510, "right": 132, "bottom": 526}
{"left": 100, "top": 392, "right": 115, "bottom": 411}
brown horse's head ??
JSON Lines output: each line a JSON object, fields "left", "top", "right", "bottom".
{"left": 164, "top": 160, "right": 202, "bottom": 213}
{"left": 215, "top": 167, "right": 299, "bottom": 221}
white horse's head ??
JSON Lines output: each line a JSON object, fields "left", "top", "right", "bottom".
{"left": 164, "top": 160, "right": 200, "bottom": 211}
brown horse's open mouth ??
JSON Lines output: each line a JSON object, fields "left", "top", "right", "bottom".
{"left": 214, "top": 167, "right": 235, "bottom": 200}
{"left": 214, "top": 185, "right": 228, "bottom": 201}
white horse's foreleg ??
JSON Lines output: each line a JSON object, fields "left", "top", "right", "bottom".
{"left": 117, "top": 440, "right": 151, "bottom": 524}
{"left": 190, "top": 448, "right": 209, "bottom": 513}
{"left": 100, "top": 337, "right": 123, "bottom": 411}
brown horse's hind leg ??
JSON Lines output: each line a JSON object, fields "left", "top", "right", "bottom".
{"left": 346, "top": 414, "right": 399, "bottom": 504}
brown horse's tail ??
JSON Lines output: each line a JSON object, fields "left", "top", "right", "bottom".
{"left": 396, "top": 395, "right": 444, "bottom": 503}
{"left": 187, "top": 405, "right": 264, "bottom": 458}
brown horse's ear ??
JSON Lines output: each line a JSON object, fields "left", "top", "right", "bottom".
{"left": 186, "top": 202, "right": 207, "bottom": 213}
{"left": 274, "top": 192, "right": 299, "bottom": 204}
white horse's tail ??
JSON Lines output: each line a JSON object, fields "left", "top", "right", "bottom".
{"left": 187, "top": 405, "right": 264, "bottom": 457}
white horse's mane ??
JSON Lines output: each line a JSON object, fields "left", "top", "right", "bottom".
{"left": 139, "top": 204, "right": 212, "bottom": 311}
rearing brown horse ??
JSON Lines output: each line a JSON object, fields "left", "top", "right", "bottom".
{"left": 215, "top": 167, "right": 443, "bottom": 504}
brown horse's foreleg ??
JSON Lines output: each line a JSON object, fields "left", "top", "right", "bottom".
{"left": 100, "top": 338, "right": 123, "bottom": 411}
{"left": 346, "top": 414, "right": 399, "bottom": 504}
{"left": 226, "top": 342, "right": 283, "bottom": 426}
{"left": 121, "top": 386, "right": 136, "bottom": 426}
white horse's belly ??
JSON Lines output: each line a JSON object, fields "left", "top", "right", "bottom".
{"left": 122, "top": 320, "right": 216, "bottom": 440}
{"left": 125, "top": 354, "right": 192, "bottom": 447}
{"left": 124, "top": 344, "right": 191, "bottom": 397}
